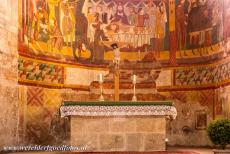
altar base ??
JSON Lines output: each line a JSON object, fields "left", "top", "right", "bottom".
{"left": 70, "top": 116, "right": 166, "bottom": 152}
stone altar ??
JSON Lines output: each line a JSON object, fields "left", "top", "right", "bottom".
{"left": 60, "top": 101, "right": 177, "bottom": 152}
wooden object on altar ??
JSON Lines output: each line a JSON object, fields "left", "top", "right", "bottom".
{"left": 60, "top": 101, "right": 177, "bottom": 152}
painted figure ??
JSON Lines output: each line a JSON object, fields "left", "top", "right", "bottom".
{"left": 176, "top": 0, "right": 187, "bottom": 56}
{"left": 96, "top": 5, "right": 103, "bottom": 23}
{"left": 147, "top": 2, "right": 157, "bottom": 38}
{"left": 74, "top": 43, "right": 91, "bottom": 60}
{"left": 136, "top": 8, "right": 149, "bottom": 27}
{"left": 107, "top": 6, "right": 114, "bottom": 24}
{"left": 202, "top": 8, "right": 213, "bottom": 55}
{"left": 212, "top": 1, "right": 223, "bottom": 43}
{"left": 187, "top": 1, "right": 200, "bottom": 53}
{"left": 60, "top": 0, "right": 75, "bottom": 47}
{"left": 87, "top": 7, "right": 96, "bottom": 43}
{"left": 128, "top": 7, "right": 137, "bottom": 26}
{"left": 49, "top": 20, "right": 64, "bottom": 52}
{"left": 37, "top": 6, "right": 49, "bottom": 42}
{"left": 112, "top": 3, "right": 129, "bottom": 25}
{"left": 92, "top": 20, "right": 108, "bottom": 62}
{"left": 147, "top": 2, "right": 157, "bottom": 51}
{"left": 101, "top": 5, "right": 109, "bottom": 24}
{"left": 74, "top": 0, "right": 88, "bottom": 46}
{"left": 223, "top": 1, "right": 230, "bottom": 40}
{"left": 27, "top": 0, "right": 37, "bottom": 42}
{"left": 155, "top": 2, "right": 167, "bottom": 57}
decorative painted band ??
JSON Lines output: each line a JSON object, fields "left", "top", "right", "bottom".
{"left": 18, "top": 55, "right": 230, "bottom": 90}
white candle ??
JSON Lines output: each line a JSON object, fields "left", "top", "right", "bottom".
{"left": 133, "top": 75, "right": 136, "bottom": 82}
{"left": 99, "top": 73, "right": 103, "bottom": 82}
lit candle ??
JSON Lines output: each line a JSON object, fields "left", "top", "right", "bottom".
{"left": 99, "top": 73, "right": 103, "bottom": 82}
{"left": 165, "top": 138, "right": 169, "bottom": 142}
{"left": 133, "top": 74, "right": 136, "bottom": 82}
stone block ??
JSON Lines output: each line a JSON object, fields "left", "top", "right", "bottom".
{"left": 109, "top": 117, "right": 136, "bottom": 133}
{"left": 154, "top": 118, "right": 166, "bottom": 133}
{"left": 136, "top": 117, "right": 165, "bottom": 133}
{"left": 124, "top": 118, "right": 136, "bottom": 132}
{"left": 136, "top": 117, "right": 155, "bottom": 132}
{"left": 109, "top": 120, "right": 125, "bottom": 132}
{"left": 109, "top": 117, "right": 126, "bottom": 132}
{"left": 71, "top": 117, "right": 85, "bottom": 133}
{"left": 144, "top": 133, "right": 165, "bottom": 151}
{"left": 99, "top": 134, "right": 124, "bottom": 151}
{"left": 85, "top": 117, "right": 109, "bottom": 133}
{"left": 71, "top": 134, "right": 98, "bottom": 151}
{"left": 126, "top": 133, "right": 143, "bottom": 151}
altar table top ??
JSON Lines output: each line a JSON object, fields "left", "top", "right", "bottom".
{"left": 60, "top": 101, "right": 177, "bottom": 119}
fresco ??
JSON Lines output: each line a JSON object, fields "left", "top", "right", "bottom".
{"left": 18, "top": 0, "right": 230, "bottom": 65}
{"left": 19, "top": 0, "right": 170, "bottom": 63}
{"left": 25, "top": 86, "right": 68, "bottom": 144}
{"left": 175, "top": 60, "right": 230, "bottom": 86}
{"left": 223, "top": 0, "right": 230, "bottom": 40}
{"left": 175, "top": 0, "right": 228, "bottom": 56}
{"left": 18, "top": 58, "right": 65, "bottom": 84}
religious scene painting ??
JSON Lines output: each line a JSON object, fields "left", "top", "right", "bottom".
{"left": 18, "top": 0, "right": 230, "bottom": 65}
{"left": 18, "top": 0, "right": 170, "bottom": 64}
{"left": 175, "top": 0, "right": 230, "bottom": 57}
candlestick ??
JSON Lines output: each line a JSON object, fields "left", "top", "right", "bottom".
{"left": 132, "top": 74, "right": 137, "bottom": 101}
{"left": 98, "top": 73, "right": 104, "bottom": 101}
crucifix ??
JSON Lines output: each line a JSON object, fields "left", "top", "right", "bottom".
{"left": 111, "top": 43, "right": 120, "bottom": 101}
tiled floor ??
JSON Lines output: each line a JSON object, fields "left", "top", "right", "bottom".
{"left": 6, "top": 147, "right": 213, "bottom": 154}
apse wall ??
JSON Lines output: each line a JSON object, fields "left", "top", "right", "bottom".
{"left": 16, "top": 0, "right": 230, "bottom": 147}
{"left": 0, "top": 0, "right": 19, "bottom": 147}
{"left": 17, "top": 0, "right": 230, "bottom": 93}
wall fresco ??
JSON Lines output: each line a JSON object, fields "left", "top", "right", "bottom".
{"left": 18, "top": 0, "right": 230, "bottom": 65}
{"left": 25, "top": 86, "right": 66, "bottom": 144}
{"left": 175, "top": 0, "right": 227, "bottom": 57}
{"left": 175, "top": 60, "right": 230, "bottom": 86}
{"left": 18, "top": 55, "right": 230, "bottom": 90}
{"left": 18, "top": 0, "right": 170, "bottom": 63}
{"left": 18, "top": 58, "right": 65, "bottom": 84}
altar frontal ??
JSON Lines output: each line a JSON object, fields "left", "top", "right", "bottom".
{"left": 60, "top": 101, "right": 177, "bottom": 152}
